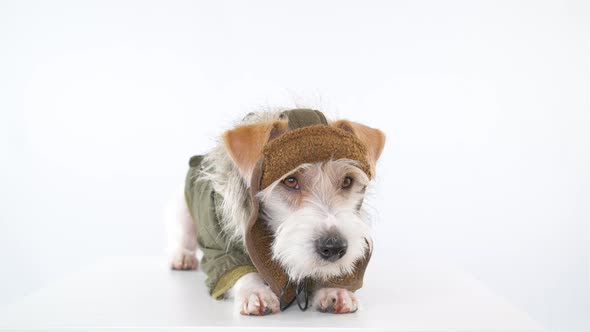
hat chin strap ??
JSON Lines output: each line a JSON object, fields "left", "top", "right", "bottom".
{"left": 279, "top": 277, "right": 312, "bottom": 311}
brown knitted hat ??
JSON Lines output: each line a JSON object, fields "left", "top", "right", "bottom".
{"left": 244, "top": 110, "right": 373, "bottom": 310}
{"left": 260, "top": 125, "right": 372, "bottom": 189}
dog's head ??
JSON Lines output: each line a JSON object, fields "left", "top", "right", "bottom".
{"left": 224, "top": 118, "right": 385, "bottom": 282}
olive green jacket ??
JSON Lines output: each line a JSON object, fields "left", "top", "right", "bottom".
{"left": 184, "top": 155, "right": 257, "bottom": 299}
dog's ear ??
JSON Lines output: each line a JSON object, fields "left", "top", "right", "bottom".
{"left": 223, "top": 120, "right": 289, "bottom": 183}
{"left": 331, "top": 120, "right": 386, "bottom": 175}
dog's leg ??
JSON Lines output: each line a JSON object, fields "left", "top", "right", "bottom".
{"left": 166, "top": 189, "right": 198, "bottom": 270}
{"left": 312, "top": 288, "right": 359, "bottom": 314}
{"left": 227, "top": 272, "right": 280, "bottom": 315}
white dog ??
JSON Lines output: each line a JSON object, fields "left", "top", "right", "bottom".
{"left": 167, "top": 109, "right": 385, "bottom": 315}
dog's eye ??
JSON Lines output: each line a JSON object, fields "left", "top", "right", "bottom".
{"left": 342, "top": 176, "right": 354, "bottom": 189}
{"left": 282, "top": 176, "right": 300, "bottom": 190}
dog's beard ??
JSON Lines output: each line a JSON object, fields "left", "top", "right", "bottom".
{"left": 257, "top": 159, "right": 373, "bottom": 283}
{"left": 268, "top": 206, "right": 371, "bottom": 283}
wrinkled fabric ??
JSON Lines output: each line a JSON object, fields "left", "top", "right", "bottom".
{"left": 184, "top": 155, "right": 255, "bottom": 299}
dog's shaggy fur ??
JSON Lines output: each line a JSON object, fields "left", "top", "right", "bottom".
{"left": 167, "top": 110, "right": 384, "bottom": 315}
{"left": 196, "top": 112, "right": 282, "bottom": 244}
{"left": 258, "top": 159, "right": 372, "bottom": 282}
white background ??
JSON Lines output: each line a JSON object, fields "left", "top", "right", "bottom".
{"left": 0, "top": 1, "right": 588, "bottom": 331}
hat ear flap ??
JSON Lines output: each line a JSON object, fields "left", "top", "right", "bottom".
{"left": 223, "top": 120, "right": 288, "bottom": 184}
{"left": 331, "top": 120, "right": 386, "bottom": 175}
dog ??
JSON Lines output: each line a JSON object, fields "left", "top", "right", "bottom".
{"left": 167, "top": 109, "right": 385, "bottom": 315}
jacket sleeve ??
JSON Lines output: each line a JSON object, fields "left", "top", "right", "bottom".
{"left": 185, "top": 156, "right": 257, "bottom": 299}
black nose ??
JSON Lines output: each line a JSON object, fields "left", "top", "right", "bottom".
{"left": 316, "top": 234, "right": 348, "bottom": 262}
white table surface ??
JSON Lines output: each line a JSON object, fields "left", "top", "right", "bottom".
{"left": 0, "top": 256, "right": 544, "bottom": 331}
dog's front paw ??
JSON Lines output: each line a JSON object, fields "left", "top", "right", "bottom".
{"left": 238, "top": 287, "right": 280, "bottom": 316}
{"left": 170, "top": 251, "right": 198, "bottom": 270}
{"left": 313, "top": 288, "right": 359, "bottom": 314}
